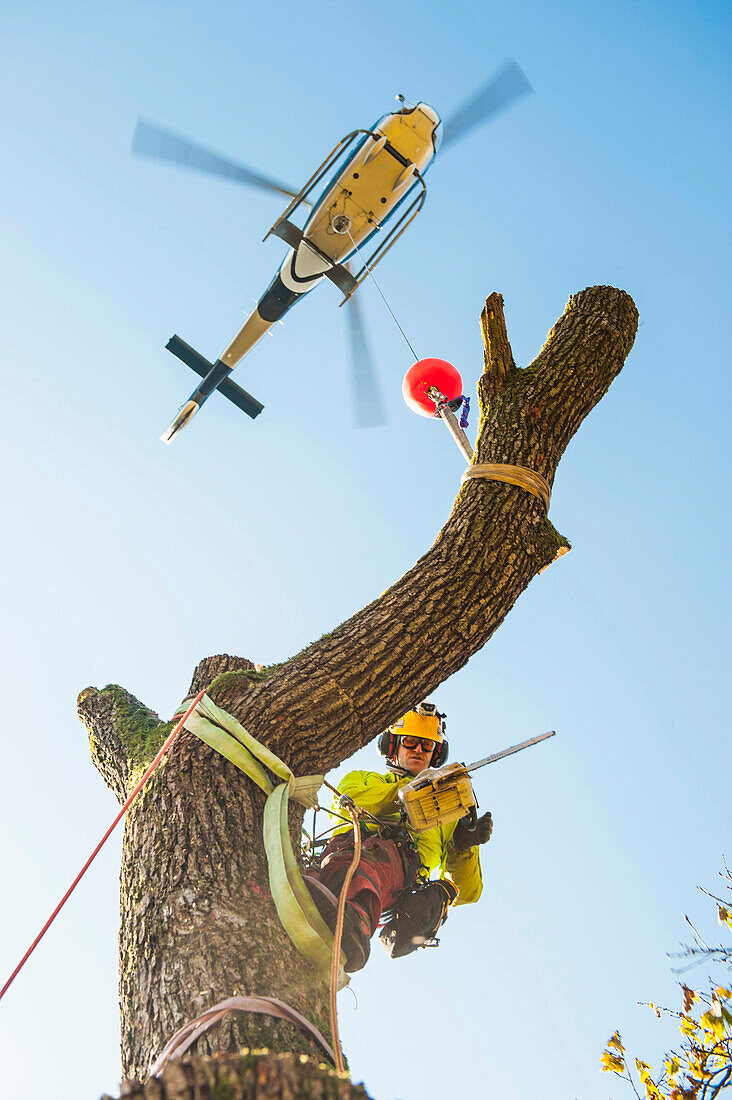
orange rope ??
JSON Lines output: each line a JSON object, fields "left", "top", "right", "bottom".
{"left": 328, "top": 804, "right": 362, "bottom": 1075}
{"left": 0, "top": 689, "right": 205, "bottom": 1004}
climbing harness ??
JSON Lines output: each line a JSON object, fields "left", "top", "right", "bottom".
{"left": 0, "top": 690, "right": 206, "bottom": 1006}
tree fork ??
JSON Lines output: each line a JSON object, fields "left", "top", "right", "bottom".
{"left": 78, "top": 285, "right": 638, "bottom": 1091}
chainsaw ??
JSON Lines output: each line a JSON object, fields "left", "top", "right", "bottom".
{"left": 398, "top": 730, "right": 556, "bottom": 832}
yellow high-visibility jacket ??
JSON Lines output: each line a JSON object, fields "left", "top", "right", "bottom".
{"left": 333, "top": 769, "right": 483, "bottom": 905}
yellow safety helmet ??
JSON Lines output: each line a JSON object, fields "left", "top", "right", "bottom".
{"left": 379, "top": 702, "right": 448, "bottom": 767}
{"left": 390, "top": 707, "right": 444, "bottom": 743}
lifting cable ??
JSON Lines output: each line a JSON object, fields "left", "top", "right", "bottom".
{"left": 347, "top": 230, "right": 419, "bottom": 362}
{"left": 0, "top": 690, "right": 206, "bottom": 1005}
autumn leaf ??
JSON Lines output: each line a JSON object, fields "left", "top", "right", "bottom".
{"left": 635, "top": 1065, "right": 661, "bottom": 1100}
{"left": 664, "top": 1056, "right": 680, "bottom": 1078}
{"left": 699, "top": 1009, "right": 725, "bottom": 1039}
{"left": 601, "top": 1050, "right": 626, "bottom": 1074}
{"left": 607, "top": 1030, "right": 625, "bottom": 1053}
{"left": 681, "top": 985, "right": 698, "bottom": 1013}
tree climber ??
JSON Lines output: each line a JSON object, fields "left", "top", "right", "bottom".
{"left": 307, "top": 702, "right": 493, "bottom": 972}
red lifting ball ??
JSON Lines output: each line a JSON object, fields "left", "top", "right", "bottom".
{"left": 402, "top": 358, "right": 463, "bottom": 418}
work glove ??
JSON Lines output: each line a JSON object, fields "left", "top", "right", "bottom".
{"left": 452, "top": 810, "right": 493, "bottom": 853}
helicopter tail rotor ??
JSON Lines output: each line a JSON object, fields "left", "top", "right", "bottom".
{"left": 161, "top": 336, "right": 264, "bottom": 443}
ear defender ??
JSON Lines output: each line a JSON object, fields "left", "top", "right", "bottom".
{"left": 377, "top": 730, "right": 399, "bottom": 758}
{"left": 431, "top": 739, "right": 449, "bottom": 767}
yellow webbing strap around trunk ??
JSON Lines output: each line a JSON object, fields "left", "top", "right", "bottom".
{"left": 461, "top": 462, "right": 552, "bottom": 511}
{"left": 175, "top": 693, "right": 347, "bottom": 987}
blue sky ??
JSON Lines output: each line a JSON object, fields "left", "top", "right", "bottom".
{"left": 0, "top": 1, "right": 730, "bottom": 1097}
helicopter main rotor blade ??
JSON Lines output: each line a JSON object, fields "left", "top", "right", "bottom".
{"left": 345, "top": 287, "right": 387, "bottom": 429}
{"left": 441, "top": 61, "right": 533, "bottom": 151}
{"left": 132, "top": 119, "right": 302, "bottom": 200}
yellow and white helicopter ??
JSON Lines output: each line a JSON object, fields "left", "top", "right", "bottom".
{"left": 132, "top": 63, "right": 531, "bottom": 442}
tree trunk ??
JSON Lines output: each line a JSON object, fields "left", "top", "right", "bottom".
{"left": 102, "top": 1051, "right": 373, "bottom": 1099}
{"left": 80, "top": 656, "right": 336, "bottom": 1083}
{"left": 78, "top": 286, "right": 638, "bottom": 1092}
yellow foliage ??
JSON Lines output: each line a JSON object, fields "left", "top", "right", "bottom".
{"left": 680, "top": 1015, "right": 698, "bottom": 1036}
{"left": 607, "top": 1031, "right": 625, "bottom": 1053}
{"left": 699, "top": 1002, "right": 727, "bottom": 1040}
{"left": 601, "top": 863, "right": 731, "bottom": 1099}
{"left": 600, "top": 1050, "right": 626, "bottom": 1074}
{"left": 635, "top": 1058, "right": 652, "bottom": 1081}
{"left": 663, "top": 1056, "right": 679, "bottom": 1078}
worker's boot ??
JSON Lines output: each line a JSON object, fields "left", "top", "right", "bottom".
{"left": 304, "top": 877, "right": 372, "bottom": 972}
{"left": 379, "top": 879, "right": 458, "bottom": 959}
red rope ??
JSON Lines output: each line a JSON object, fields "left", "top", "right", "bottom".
{"left": 0, "top": 689, "right": 205, "bottom": 1004}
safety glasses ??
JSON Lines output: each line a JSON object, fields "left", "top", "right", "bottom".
{"left": 400, "top": 735, "right": 437, "bottom": 752}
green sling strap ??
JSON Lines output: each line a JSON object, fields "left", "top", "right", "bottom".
{"left": 176, "top": 693, "right": 348, "bottom": 987}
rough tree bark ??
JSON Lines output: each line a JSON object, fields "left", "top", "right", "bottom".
{"left": 78, "top": 286, "right": 638, "bottom": 1097}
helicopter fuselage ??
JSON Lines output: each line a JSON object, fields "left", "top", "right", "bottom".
{"left": 162, "top": 101, "right": 441, "bottom": 442}
{"left": 219, "top": 102, "right": 441, "bottom": 367}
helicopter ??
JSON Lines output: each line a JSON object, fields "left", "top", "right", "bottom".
{"left": 132, "top": 62, "right": 532, "bottom": 443}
